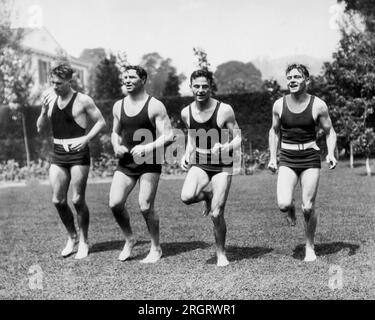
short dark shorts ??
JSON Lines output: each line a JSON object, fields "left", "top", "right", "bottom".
{"left": 50, "top": 144, "right": 90, "bottom": 168}
{"left": 279, "top": 148, "right": 321, "bottom": 176}
{"left": 192, "top": 163, "right": 233, "bottom": 180}
{"left": 116, "top": 163, "right": 162, "bottom": 178}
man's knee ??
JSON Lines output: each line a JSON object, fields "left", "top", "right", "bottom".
{"left": 52, "top": 196, "right": 67, "bottom": 208}
{"left": 139, "top": 200, "right": 153, "bottom": 215}
{"left": 302, "top": 203, "right": 314, "bottom": 217}
{"left": 278, "top": 200, "right": 294, "bottom": 212}
{"left": 72, "top": 194, "right": 85, "bottom": 207}
{"left": 109, "top": 197, "right": 124, "bottom": 213}
{"left": 180, "top": 191, "right": 194, "bottom": 205}
{"left": 211, "top": 204, "right": 225, "bottom": 219}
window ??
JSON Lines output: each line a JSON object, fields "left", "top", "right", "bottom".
{"left": 38, "top": 59, "right": 48, "bottom": 85}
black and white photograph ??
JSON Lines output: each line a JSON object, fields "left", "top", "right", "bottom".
{"left": 0, "top": 0, "right": 374, "bottom": 303}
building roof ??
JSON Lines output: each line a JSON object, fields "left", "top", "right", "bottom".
{"left": 15, "top": 27, "right": 91, "bottom": 69}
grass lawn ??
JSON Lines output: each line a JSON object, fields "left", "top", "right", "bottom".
{"left": 0, "top": 161, "right": 374, "bottom": 300}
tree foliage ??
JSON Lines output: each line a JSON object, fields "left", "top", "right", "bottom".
{"left": 0, "top": 1, "right": 34, "bottom": 167}
{"left": 214, "top": 61, "right": 263, "bottom": 94}
{"left": 140, "top": 52, "right": 185, "bottom": 98}
{"left": 339, "top": 0, "right": 375, "bottom": 31}
{"left": 92, "top": 53, "right": 123, "bottom": 101}
{"left": 312, "top": 3, "right": 375, "bottom": 166}
{"left": 193, "top": 47, "right": 217, "bottom": 93}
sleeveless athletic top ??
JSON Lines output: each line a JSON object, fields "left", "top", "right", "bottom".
{"left": 188, "top": 101, "right": 232, "bottom": 166}
{"left": 51, "top": 92, "right": 85, "bottom": 139}
{"left": 118, "top": 96, "right": 159, "bottom": 166}
{"left": 280, "top": 95, "right": 317, "bottom": 144}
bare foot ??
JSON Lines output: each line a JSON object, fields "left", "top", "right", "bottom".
{"left": 61, "top": 237, "right": 77, "bottom": 257}
{"left": 74, "top": 241, "right": 89, "bottom": 260}
{"left": 304, "top": 246, "right": 317, "bottom": 262}
{"left": 118, "top": 238, "right": 137, "bottom": 261}
{"left": 217, "top": 254, "right": 230, "bottom": 267}
{"left": 140, "top": 248, "right": 162, "bottom": 264}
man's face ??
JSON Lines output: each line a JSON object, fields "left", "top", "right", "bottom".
{"left": 122, "top": 69, "right": 145, "bottom": 94}
{"left": 50, "top": 75, "right": 71, "bottom": 96}
{"left": 286, "top": 68, "right": 307, "bottom": 94}
{"left": 190, "top": 76, "right": 211, "bottom": 103}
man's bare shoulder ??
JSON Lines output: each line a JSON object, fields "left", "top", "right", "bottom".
{"left": 313, "top": 95, "right": 328, "bottom": 113}
{"left": 112, "top": 98, "right": 124, "bottom": 117}
{"left": 218, "top": 102, "right": 235, "bottom": 118}
{"left": 273, "top": 97, "right": 283, "bottom": 114}
{"left": 149, "top": 97, "right": 167, "bottom": 116}
{"left": 219, "top": 102, "right": 233, "bottom": 112}
{"left": 76, "top": 92, "right": 95, "bottom": 106}
{"left": 181, "top": 105, "right": 189, "bottom": 117}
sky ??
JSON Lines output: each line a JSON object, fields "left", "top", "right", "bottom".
{"left": 10, "top": 0, "right": 345, "bottom": 92}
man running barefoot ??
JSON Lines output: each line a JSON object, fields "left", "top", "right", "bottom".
{"left": 180, "top": 69, "right": 241, "bottom": 267}
{"left": 268, "top": 63, "right": 337, "bottom": 262}
{"left": 37, "top": 63, "right": 106, "bottom": 259}
{"left": 109, "top": 65, "right": 174, "bottom": 263}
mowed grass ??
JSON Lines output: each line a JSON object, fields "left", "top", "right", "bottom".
{"left": 1, "top": 162, "right": 375, "bottom": 300}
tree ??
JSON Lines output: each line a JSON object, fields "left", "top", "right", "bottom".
{"left": 317, "top": 19, "right": 375, "bottom": 175}
{"left": 193, "top": 47, "right": 217, "bottom": 93}
{"left": 339, "top": 0, "right": 375, "bottom": 31}
{"left": 92, "top": 53, "right": 123, "bottom": 101}
{"left": 140, "top": 52, "right": 184, "bottom": 98}
{"left": 79, "top": 48, "right": 107, "bottom": 95}
{"left": 162, "top": 68, "right": 182, "bottom": 97}
{"left": 1, "top": 1, "right": 34, "bottom": 168}
{"left": 214, "top": 61, "right": 263, "bottom": 94}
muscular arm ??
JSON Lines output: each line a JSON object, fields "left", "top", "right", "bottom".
{"left": 318, "top": 101, "right": 337, "bottom": 168}
{"left": 181, "top": 107, "right": 195, "bottom": 160}
{"left": 220, "top": 105, "right": 241, "bottom": 153}
{"left": 36, "top": 90, "right": 55, "bottom": 133}
{"left": 179, "top": 107, "right": 196, "bottom": 168}
{"left": 111, "top": 101, "right": 128, "bottom": 156}
{"left": 146, "top": 101, "right": 175, "bottom": 152}
{"left": 268, "top": 100, "right": 281, "bottom": 170}
{"left": 36, "top": 104, "right": 49, "bottom": 133}
{"left": 69, "top": 95, "right": 106, "bottom": 152}
{"left": 83, "top": 96, "right": 106, "bottom": 142}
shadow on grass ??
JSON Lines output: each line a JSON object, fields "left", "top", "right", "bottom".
{"left": 292, "top": 242, "right": 360, "bottom": 260}
{"left": 206, "top": 246, "right": 273, "bottom": 264}
{"left": 161, "top": 241, "right": 211, "bottom": 258}
{"left": 357, "top": 172, "right": 375, "bottom": 177}
{"left": 90, "top": 240, "right": 149, "bottom": 254}
{"left": 350, "top": 163, "right": 365, "bottom": 168}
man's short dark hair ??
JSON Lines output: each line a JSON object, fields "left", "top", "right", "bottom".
{"left": 124, "top": 65, "right": 148, "bottom": 82}
{"left": 286, "top": 63, "right": 310, "bottom": 79}
{"left": 50, "top": 63, "right": 74, "bottom": 81}
{"left": 190, "top": 69, "right": 214, "bottom": 86}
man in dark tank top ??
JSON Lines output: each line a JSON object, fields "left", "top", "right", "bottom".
{"left": 268, "top": 63, "right": 337, "bottom": 262}
{"left": 36, "top": 63, "right": 106, "bottom": 259}
{"left": 180, "top": 69, "right": 242, "bottom": 267}
{"left": 109, "top": 65, "right": 174, "bottom": 263}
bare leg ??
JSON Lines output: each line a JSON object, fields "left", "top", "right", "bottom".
{"left": 277, "top": 166, "right": 299, "bottom": 226}
{"left": 70, "top": 165, "right": 90, "bottom": 259}
{"left": 210, "top": 172, "right": 232, "bottom": 267}
{"left": 49, "top": 164, "right": 77, "bottom": 257}
{"left": 138, "top": 172, "right": 162, "bottom": 263}
{"left": 109, "top": 171, "right": 137, "bottom": 261}
{"left": 181, "top": 166, "right": 212, "bottom": 215}
{"left": 300, "top": 168, "right": 320, "bottom": 262}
